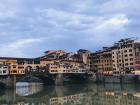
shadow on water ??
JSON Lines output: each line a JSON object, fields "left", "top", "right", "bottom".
{"left": 1, "top": 83, "right": 140, "bottom": 104}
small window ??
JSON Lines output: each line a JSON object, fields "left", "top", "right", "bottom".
{"left": 125, "top": 63, "right": 128, "bottom": 66}
{"left": 139, "top": 47, "right": 140, "bottom": 51}
{"left": 124, "top": 54, "right": 128, "bottom": 57}
{"left": 125, "top": 59, "right": 128, "bottom": 61}
{"left": 124, "top": 50, "right": 127, "bottom": 52}
{"left": 3, "top": 70, "right": 6, "bottom": 73}
{"left": 130, "top": 58, "right": 133, "bottom": 61}
{"left": 129, "top": 49, "right": 132, "bottom": 52}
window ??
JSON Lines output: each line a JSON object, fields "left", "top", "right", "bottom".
{"left": 13, "top": 65, "right": 16, "bottom": 68}
{"left": 125, "top": 59, "right": 128, "bottom": 61}
{"left": 129, "top": 54, "right": 133, "bottom": 56}
{"left": 18, "top": 67, "right": 24, "bottom": 69}
{"left": 130, "top": 58, "right": 133, "bottom": 61}
{"left": 125, "top": 63, "right": 128, "bottom": 66}
{"left": 138, "top": 47, "right": 140, "bottom": 51}
{"left": 129, "top": 49, "right": 132, "bottom": 52}
{"left": 3, "top": 70, "right": 6, "bottom": 73}
{"left": 130, "top": 63, "right": 133, "bottom": 65}
{"left": 124, "top": 50, "right": 127, "bottom": 52}
{"left": 136, "top": 52, "right": 139, "bottom": 56}
{"left": 3, "top": 66, "right": 7, "bottom": 69}
{"left": 124, "top": 54, "right": 128, "bottom": 57}
{"left": 12, "top": 70, "right": 17, "bottom": 73}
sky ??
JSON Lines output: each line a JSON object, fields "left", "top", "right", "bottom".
{"left": 0, "top": 0, "right": 140, "bottom": 57}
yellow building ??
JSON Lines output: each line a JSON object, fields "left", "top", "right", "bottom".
{"left": 0, "top": 57, "right": 40, "bottom": 75}
{"left": 0, "top": 57, "right": 22, "bottom": 75}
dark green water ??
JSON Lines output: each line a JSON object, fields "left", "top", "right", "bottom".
{"left": 1, "top": 83, "right": 140, "bottom": 105}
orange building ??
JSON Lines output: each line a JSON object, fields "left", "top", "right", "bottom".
{"left": 89, "top": 47, "right": 113, "bottom": 73}
{"left": 0, "top": 57, "right": 40, "bottom": 75}
{"left": 0, "top": 57, "right": 23, "bottom": 75}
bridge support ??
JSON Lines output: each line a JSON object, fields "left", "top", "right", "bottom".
{"left": 55, "top": 73, "right": 63, "bottom": 85}
{"left": 6, "top": 76, "right": 16, "bottom": 88}
{"left": 0, "top": 76, "right": 16, "bottom": 88}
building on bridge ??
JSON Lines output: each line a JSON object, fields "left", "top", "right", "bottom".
{"left": 40, "top": 49, "right": 90, "bottom": 73}
{"left": 0, "top": 57, "right": 41, "bottom": 75}
{"left": 0, "top": 62, "right": 8, "bottom": 75}
{"left": 47, "top": 61, "right": 88, "bottom": 74}
{"left": 0, "top": 49, "right": 90, "bottom": 76}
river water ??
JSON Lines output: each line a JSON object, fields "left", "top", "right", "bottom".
{"left": 1, "top": 82, "right": 140, "bottom": 105}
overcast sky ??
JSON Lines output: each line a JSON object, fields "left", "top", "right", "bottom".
{"left": 0, "top": 0, "right": 140, "bottom": 57}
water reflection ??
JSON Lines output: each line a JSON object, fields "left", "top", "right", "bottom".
{"left": 0, "top": 83, "right": 140, "bottom": 105}
{"left": 16, "top": 82, "right": 43, "bottom": 96}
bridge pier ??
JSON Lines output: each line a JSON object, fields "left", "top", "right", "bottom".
{"left": 55, "top": 73, "right": 63, "bottom": 85}
{"left": 6, "top": 76, "right": 16, "bottom": 88}
{"left": 0, "top": 76, "right": 16, "bottom": 88}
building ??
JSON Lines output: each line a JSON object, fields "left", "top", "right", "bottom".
{"left": 89, "top": 47, "right": 113, "bottom": 73}
{"left": 0, "top": 62, "right": 8, "bottom": 75}
{"left": 90, "top": 38, "right": 140, "bottom": 73}
{"left": 0, "top": 57, "right": 40, "bottom": 75}
{"left": 43, "top": 50, "right": 66, "bottom": 59}
{"left": 0, "top": 57, "right": 21, "bottom": 75}
{"left": 47, "top": 61, "right": 88, "bottom": 74}
{"left": 77, "top": 49, "right": 90, "bottom": 65}
{"left": 134, "top": 42, "right": 140, "bottom": 70}
{"left": 112, "top": 38, "right": 140, "bottom": 72}
{"left": 41, "top": 49, "right": 90, "bottom": 73}
{"left": 112, "top": 38, "right": 135, "bottom": 72}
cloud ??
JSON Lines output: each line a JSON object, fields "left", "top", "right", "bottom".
{"left": 96, "top": 14, "right": 129, "bottom": 30}
{"left": 0, "top": 0, "right": 140, "bottom": 57}
{"left": 0, "top": 38, "right": 43, "bottom": 57}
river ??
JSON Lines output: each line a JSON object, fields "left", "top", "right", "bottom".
{"left": 0, "top": 82, "right": 140, "bottom": 105}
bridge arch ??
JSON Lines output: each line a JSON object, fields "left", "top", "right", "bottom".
{"left": 25, "top": 66, "right": 32, "bottom": 74}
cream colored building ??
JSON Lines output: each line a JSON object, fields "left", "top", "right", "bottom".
{"left": 90, "top": 38, "right": 140, "bottom": 73}
{"left": 112, "top": 38, "right": 138, "bottom": 72}
{"left": 47, "top": 61, "right": 88, "bottom": 74}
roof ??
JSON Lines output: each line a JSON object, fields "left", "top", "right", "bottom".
{"left": 0, "top": 57, "right": 37, "bottom": 60}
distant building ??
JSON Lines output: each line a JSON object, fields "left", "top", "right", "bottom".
{"left": 77, "top": 49, "right": 90, "bottom": 65}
